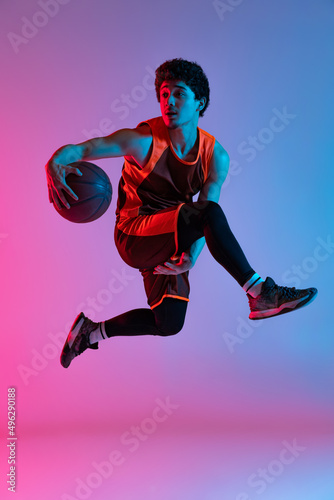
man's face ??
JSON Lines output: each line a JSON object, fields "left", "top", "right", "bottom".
{"left": 159, "top": 80, "right": 204, "bottom": 129}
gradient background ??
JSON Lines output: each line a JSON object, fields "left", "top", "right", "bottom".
{"left": 1, "top": 0, "right": 333, "bottom": 499}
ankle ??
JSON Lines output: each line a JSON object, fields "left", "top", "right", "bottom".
{"left": 248, "top": 280, "right": 263, "bottom": 298}
{"left": 89, "top": 322, "right": 107, "bottom": 344}
{"left": 243, "top": 273, "right": 264, "bottom": 298}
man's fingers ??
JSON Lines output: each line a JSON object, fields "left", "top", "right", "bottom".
{"left": 50, "top": 188, "right": 67, "bottom": 210}
{"left": 48, "top": 185, "right": 53, "bottom": 204}
{"left": 154, "top": 263, "right": 178, "bottom": 275}
{"left": 58, "top": 192, "right": 71, "bottom": 209}
{"left": 154, "top": 265, "right": 167, "bottom": 274}
{"left": 45, "top": 160, "right": 82, "bottom": 209}
{"left": 154, "top": 253, "right": 193, "bottom": 275}
{"left": 61, "top": 181, "right": 79, "bottom": 201}
{"left": 59, "top": 167, "right": 82, "bottom": 200}
{"left": 50, "top": 181, "right": 71, "bottom": 209}
{"left": 163, "top": 261, "right": 175, "bottom": 268}
{"left": 67, "top": 166, "right": 83, "bottom": 177}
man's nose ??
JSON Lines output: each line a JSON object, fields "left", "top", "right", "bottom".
{"left": 167, "top": 94, "right": 175, "bottom": 106}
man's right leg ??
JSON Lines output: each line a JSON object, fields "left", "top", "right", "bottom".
{"left": 98, "top": 297, "right": 187, "bottom": 339}
{"left": 60, "top": 298, "right": 187, "bottom": 368}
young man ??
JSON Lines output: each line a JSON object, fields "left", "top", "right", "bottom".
{"left": 45, "top": 58, "right": 317, "bottom": 368}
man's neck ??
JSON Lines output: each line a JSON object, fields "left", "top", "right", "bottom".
{"left": 167, "top": 120, "right": 199, "bottom": 159}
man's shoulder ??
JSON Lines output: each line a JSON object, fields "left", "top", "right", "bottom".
{"left": 136, "top": 117, "right": 168, "bottom": 142}
{"left": 197, "top": 128, "right": 227, "bottom": 157}
{"left": 198, "top": 124, "right": 216, "bottom": 143}
{"left": 137, "top": 116, "right": 163, "bottom": 129}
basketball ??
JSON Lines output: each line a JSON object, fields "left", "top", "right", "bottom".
{"left": 54, "top": 161, "right": 112, "bottom": 223}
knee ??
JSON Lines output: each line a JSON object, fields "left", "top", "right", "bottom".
{"left": 154, "top": 298, "right": 187, "bottom": 336}
{"left": 189, "top": 200, "right": 222, "bottom": 219}
{"left": 189, "top": 200, "right": 220, "bottom": 213}
{"left": 156, "top": 318, "right": 185, "bottom": 337}
{"left": 156, "top": 326, "right": 182, "bottom": 337}
{"left": 201, "top": 200, "right": 226, "bottom": 224}
{"left": 204, "top": 200, "right": 222, "bottom": 215}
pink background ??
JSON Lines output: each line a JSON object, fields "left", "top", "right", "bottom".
{"left": 1, "top": 0, "right": 333, "bottom": 498}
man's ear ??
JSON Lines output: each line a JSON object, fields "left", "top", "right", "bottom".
{"left": 197, "top": 97, "right": 206, "bottom": 111}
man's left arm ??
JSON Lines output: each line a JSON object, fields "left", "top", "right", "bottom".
{"left": 154, "top": 141, "right": 229, "bottom": 275}
{"left": 187, "top": 140, "right": 229, "bottom": 266}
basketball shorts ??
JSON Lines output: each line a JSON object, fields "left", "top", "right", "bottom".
{"left": 114, "top": 205, "right": 190, "bottom": 309}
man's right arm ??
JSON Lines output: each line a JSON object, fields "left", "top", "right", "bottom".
{"left": 45, "top": 126, "right": 152, "bottom": 209}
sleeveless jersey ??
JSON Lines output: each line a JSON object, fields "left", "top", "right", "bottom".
{"left": 115, "top": 116, "right": 215, "bottom": 239}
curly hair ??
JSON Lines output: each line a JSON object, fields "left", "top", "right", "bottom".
{"left": 155, "top": 58, "right": 210, "bottom": 117}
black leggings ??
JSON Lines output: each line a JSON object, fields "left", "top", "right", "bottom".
{"left": 104, "top": 298, "right": 187, "bottom": 338}
{"left": 104, "top": 201, "right": 254, "bottom": 338}
{"left": 177, "top": 201, "right": 254, "bottom": 286}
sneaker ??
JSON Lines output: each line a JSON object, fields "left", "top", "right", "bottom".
{"left": 248, "top": 277, "right": 318, "bottom": 320}
{"left": 60, "top": 312, "right": 99, "bottom": 368}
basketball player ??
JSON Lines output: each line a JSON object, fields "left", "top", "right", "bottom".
{"left": 45, "top": 59, "right": 317, "bottom": 368}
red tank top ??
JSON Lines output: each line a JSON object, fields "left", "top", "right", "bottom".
{"left": 116, "top": 116, "right": 215, "bottom": 236}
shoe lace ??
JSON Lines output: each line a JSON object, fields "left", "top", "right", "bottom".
{"left": 272, "top": 284, "right": 298, "bottom": 299}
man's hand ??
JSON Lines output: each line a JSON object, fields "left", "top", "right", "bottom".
{"left": 45, "top": 146, "right": 83, "bottom": 210}
{"left": 153, "top": 252, "right": 193, "bottom": 275}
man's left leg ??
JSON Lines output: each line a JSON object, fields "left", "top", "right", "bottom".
{"left": 177, "top": 201, "right": 318, "bottom": 320}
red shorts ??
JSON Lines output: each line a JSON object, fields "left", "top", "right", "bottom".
{"left": 114, "top": 205, "right": 190, "bottom": 309}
